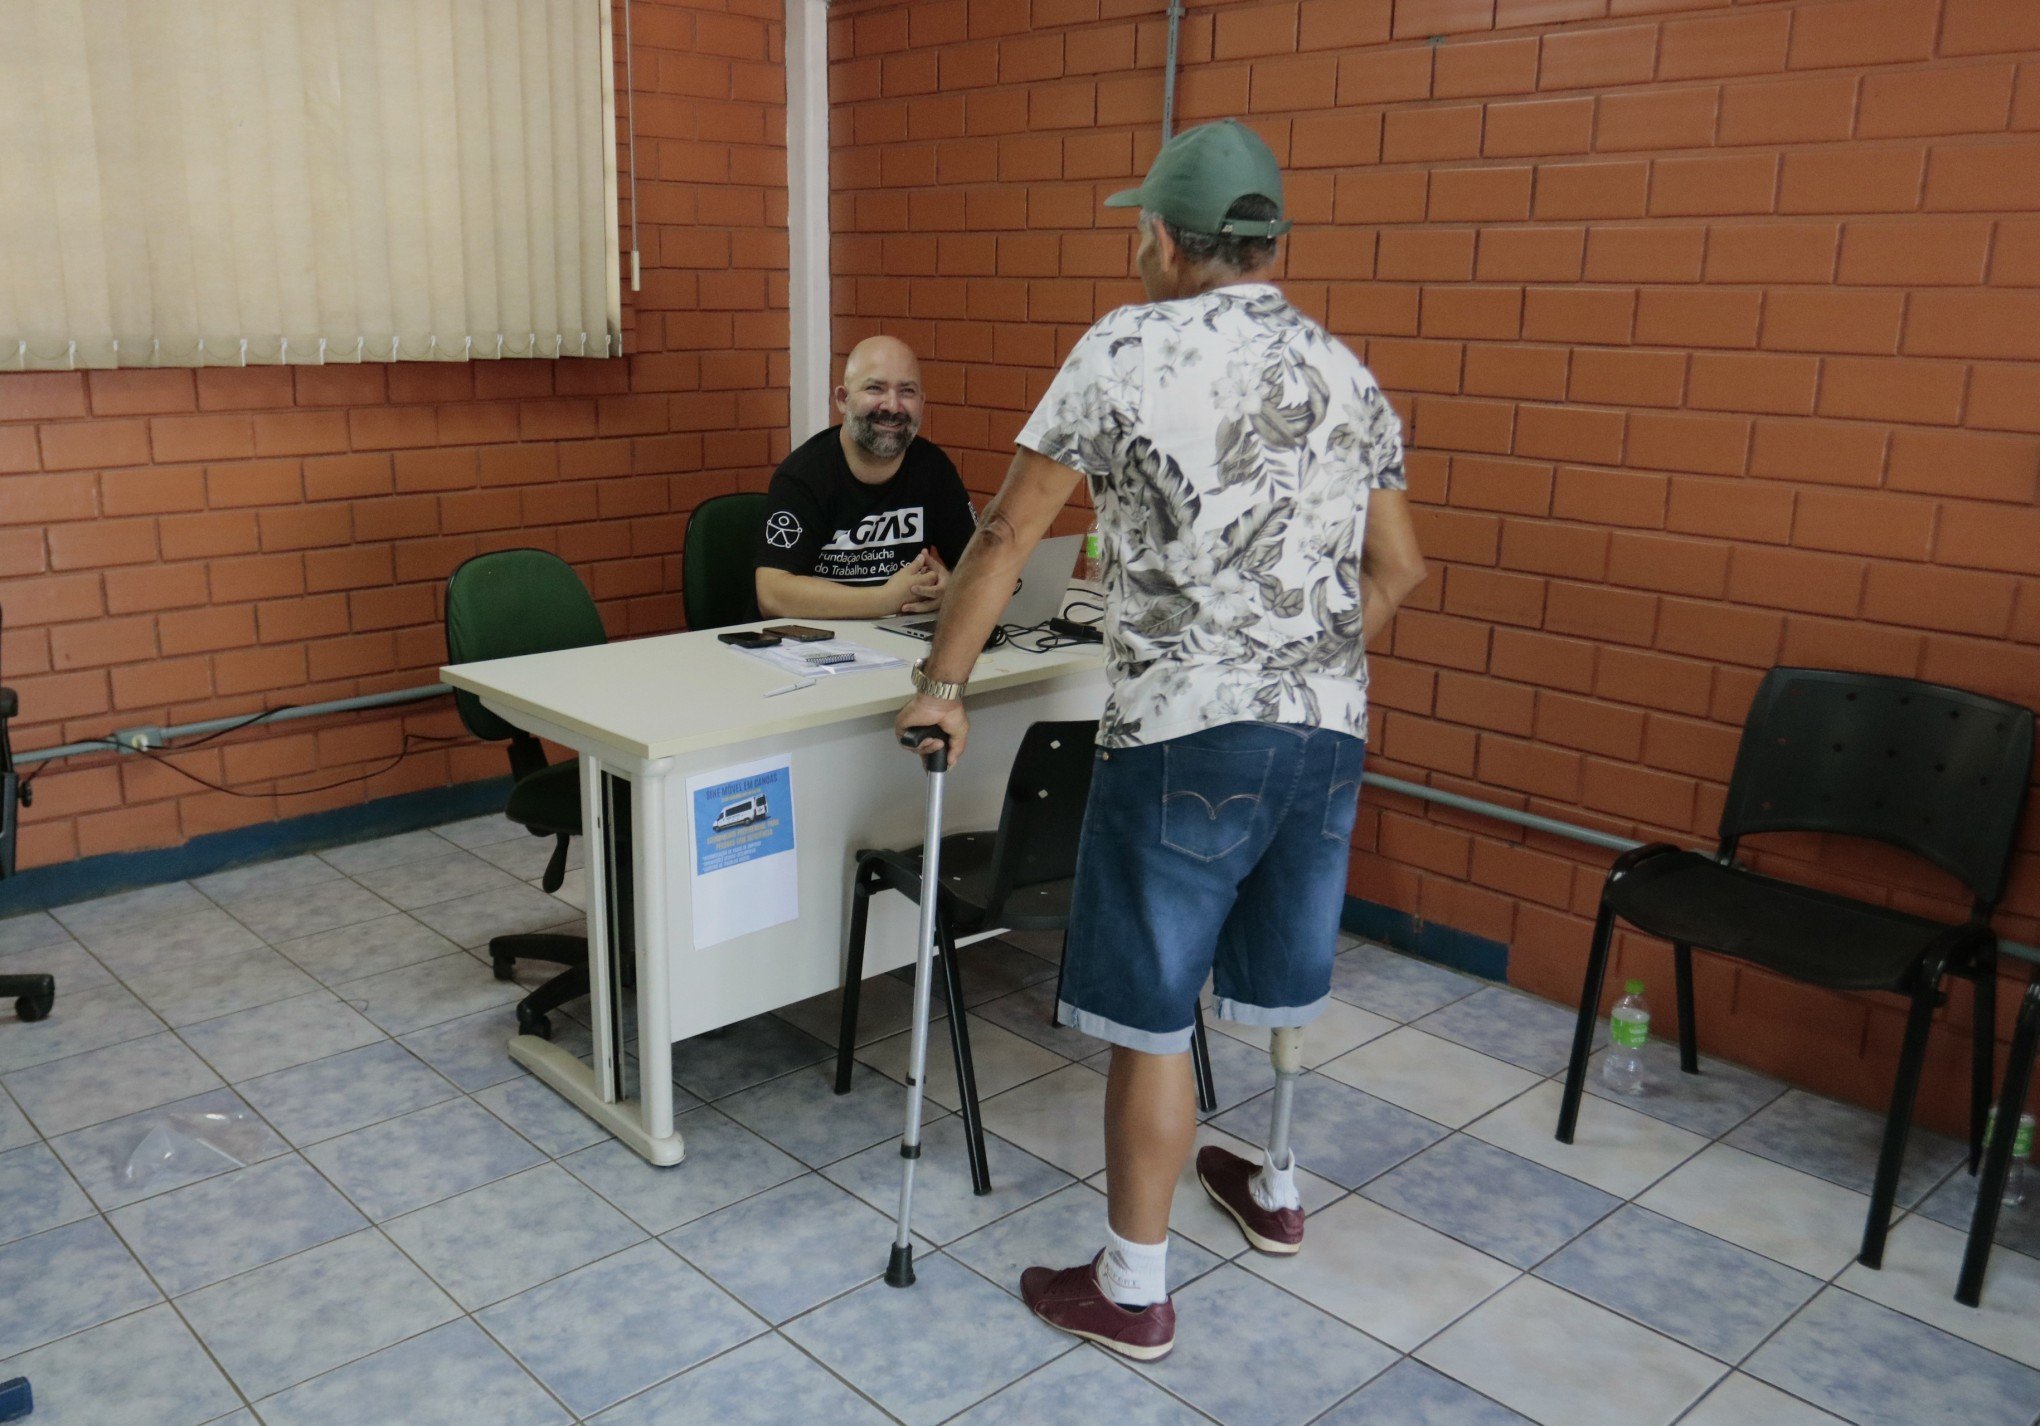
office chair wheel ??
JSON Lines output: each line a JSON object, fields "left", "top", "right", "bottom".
{"left": 491, "top": 955, "right": 516, "bottom": 982}
{"left": 516, "top": 1005, "right": 552, "bottom": 1040}
{"left": 15, "top": 991, "right": 53, "bottom": 1023}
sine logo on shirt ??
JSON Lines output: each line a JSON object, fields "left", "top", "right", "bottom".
{"left": 822, "top": 506, "right": 924, "bottom": 553}
{"left": 764, "top": 510, "right": 803, "bottom": 549}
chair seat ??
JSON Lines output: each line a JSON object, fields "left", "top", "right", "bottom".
{"left": 860, "top": 832, "right": 1076, "bottom": 933}
{"left": 1608, "top": 850, "right": 1972, "bottom": 992}
{"left": 506, "top": 759, "right": 582, "bottom": 836}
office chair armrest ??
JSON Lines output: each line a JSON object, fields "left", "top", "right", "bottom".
{"left": 0, "top": 686, "right": 16, "bottom": 721}
{"left": 541, "top": 833, "right": 570, "bottom": 894}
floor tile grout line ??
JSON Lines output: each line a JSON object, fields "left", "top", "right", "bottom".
{"left": 9, "top": 892, "right": 2032, "bottom": 1424}
{"left": 928, "top": 1342, "right": 1228, "bottom": 1426}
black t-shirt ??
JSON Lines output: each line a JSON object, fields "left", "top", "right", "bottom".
{"left": 755, "top": 427, "right": 976, "bottom": 586}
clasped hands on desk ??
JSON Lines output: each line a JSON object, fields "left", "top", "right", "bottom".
{"left": 441, "top": 619, "right": 1104, "bottom": 1165}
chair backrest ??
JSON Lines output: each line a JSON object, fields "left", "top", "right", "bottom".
{"left": 1720, "top": 666, "right": 2035, "bottom": 908}
{"left": 980, "top": 721, "right": 1099, "bottom": 919}
{"left": 444, "top": 549, "right": 607, "bottom": 746}
{"left": 684, "top": 491, "right": 769, "bottom": 630}
{"left": 0, "top": 603, "right": 16, "bottom": 880}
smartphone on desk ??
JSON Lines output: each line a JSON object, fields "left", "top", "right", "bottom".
{"left": 763, "top": 624, "right": 833, "bottom": 642}
{"left": 717, "top": 630, "right": 781, "bottom": 649}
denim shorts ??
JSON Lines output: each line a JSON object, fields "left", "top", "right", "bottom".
{"left": 1058, "top": 721, "right": 1365, "bottom": 1055}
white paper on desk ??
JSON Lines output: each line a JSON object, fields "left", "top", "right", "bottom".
{"left": 686, "top": 754, "right": 798, "bottom": 949}
{"left": 735, "top": 639, "right": 904, "bottom": 678}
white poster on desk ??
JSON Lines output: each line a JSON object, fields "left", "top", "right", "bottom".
{"left": 686, "top": 755, "right": 798, "bottom": 949}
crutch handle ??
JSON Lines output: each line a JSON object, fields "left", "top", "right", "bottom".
{"left": 899, "top": 725, "right": 951, "bottom": 773}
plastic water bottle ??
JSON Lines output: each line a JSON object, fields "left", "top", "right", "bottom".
{"left": 1601, "top": 979, "right": 1649, "bottom": 1096}
{"left": 1987, "top": 1108, "right": 2034, "bottom": 1207}
{"left": 1078, "top": 522, "right": 1103, "bottom": 585}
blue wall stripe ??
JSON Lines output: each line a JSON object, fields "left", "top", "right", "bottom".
{"left": 0, "top": 776, "right": 513, "bottom": 915}
{"left": 1340, "top": 894, "right": 1509, "bottom": 983}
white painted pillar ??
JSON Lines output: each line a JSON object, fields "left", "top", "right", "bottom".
{"left": 785, "top": 0, "right": 832, "bottom": 440}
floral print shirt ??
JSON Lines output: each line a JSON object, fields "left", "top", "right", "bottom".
{"left": 1016, "top": 283, "right": 1406, "bottom": 748}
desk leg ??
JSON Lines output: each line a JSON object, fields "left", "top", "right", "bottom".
{"left": 630, "top": 762, "right": 680, "bottom": 1157}
{"left": 507, "top": 757, "right": 685, "bottom": 1166}
{"left": 1957, "top": 977, "right": 2040, "bottom": 1307}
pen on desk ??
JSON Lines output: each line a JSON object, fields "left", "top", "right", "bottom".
{"left": 764, "top": 677, "right": 816, "bottom": 698}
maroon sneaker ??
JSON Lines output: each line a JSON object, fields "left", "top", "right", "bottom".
{"left": 1019, "top": 1253, "right": 1176, "bottom": 1361}
{"left": 1198, "top": 1145, "right": 1304, "bottom": 1255}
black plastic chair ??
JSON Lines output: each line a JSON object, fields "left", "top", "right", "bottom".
{"left": 444, "top": 549, "right": 615, "bottom": 1039}
{"left": 1958, "top": 969, "right": 2039, "bottom": 1306}
{"left": 1555, "top": 666, "right": 2034, "bottom": 1270}
{"left": 0, "top": 612, "right": 55, "bottom": 1022}
{"left": 684, "top": 491, "right": 767, "bottom": 631}
{"left": 834, "top": 720, "right": 1218, "bottom": 1195}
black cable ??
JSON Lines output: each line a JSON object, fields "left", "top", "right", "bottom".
{"left": 165, "top": 705, "right": 301, "bottom": 750}
{"left": 17, "top": 740, "right": 117, "bottom": 798}
{"left": 18, "top": 703, "right": 301, "bottom": 797}
{"left": 120, "top": 731, "right": 470, "bottom": 799}
{"left": 995, "top": 618, "right": 1097, "bottom": 655}
{"left": 17, "top": 703, "right": 461, "bottom": 800}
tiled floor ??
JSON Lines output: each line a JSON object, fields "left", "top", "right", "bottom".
{"left": 1, "top": 814, "right": 2038, "bottom": 1425}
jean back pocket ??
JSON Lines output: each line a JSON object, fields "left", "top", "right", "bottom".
{"left": 1322, "top": 736, "right": 1366, "bottom": 842}
{"left": 1162, "top": 744, "right": 1273, "bottom": 862}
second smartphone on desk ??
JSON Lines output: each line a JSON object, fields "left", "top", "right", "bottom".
{"left": 716, "top": 624, "right": 835, "bottom": 650}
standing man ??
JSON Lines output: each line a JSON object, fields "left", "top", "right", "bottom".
{"left": 893, "top": 120, "right": 1426, "bottom": 1359}
{"left": 754, "top": 335, "right": 977, "bottom": 620}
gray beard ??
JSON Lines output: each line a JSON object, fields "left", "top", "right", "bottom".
{"left": 849, "top": 413, "right": 915, "bottom": 459}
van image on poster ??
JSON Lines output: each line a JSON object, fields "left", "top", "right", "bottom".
{"left": 711, "top": 793, "right": 769, "bottom": 832}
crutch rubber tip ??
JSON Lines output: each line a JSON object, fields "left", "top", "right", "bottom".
{"left": 885, "top": 1244, "right": 917, "bottom": 1288}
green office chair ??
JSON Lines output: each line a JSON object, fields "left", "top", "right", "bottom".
{"left": 444, "top": 549, "right": 608, "bottom": 1039}
{"left": 683, "top": 491, "right": 768, "bottom": 630}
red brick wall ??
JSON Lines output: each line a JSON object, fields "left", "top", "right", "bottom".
{"left": 2, "top": 0, "right": 788, "bottom": 870}
{"left": 826, "top": 0, "right": 2040, "bottom": 1128}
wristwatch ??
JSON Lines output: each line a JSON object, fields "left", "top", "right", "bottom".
{"left": 910, "top": 659, "right": 967, "bottom": 702}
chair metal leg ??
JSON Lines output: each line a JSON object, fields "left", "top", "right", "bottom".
{"left": 835, "top": 865, "right": 875, "bottom": 1095}
{"left": 1860, "top": 963, "right": 1945, "bottom": 1269}
{"left": 935, "top": 907, "right": 991, "bottom": 1195}
{"left": 1673, "top": 942, "right": 1699, "bottom": 1075}
{"left": 1970, "top": 948, "right": 1997, "bottom": 1173}
{"left": 1049, "top": 931, "right": 1067, "bottom": 1027}
{"left": 1191, "top": 1002, "right": 1217, "bottom": 1114}
{"left": 1556, "top": 901, "right": 1618, "bottom": 1144}
{"left": 1958, "top": 978, "right": 2040, "bottom": 1307}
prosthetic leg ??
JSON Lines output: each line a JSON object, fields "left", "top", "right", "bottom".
{"left": 1265, "top": 1026, "right": 1305, "bottom": 1172}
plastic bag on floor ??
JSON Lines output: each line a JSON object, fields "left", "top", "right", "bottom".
{"left": 116, "top": 1103, "right": 268, "bottom": 1190}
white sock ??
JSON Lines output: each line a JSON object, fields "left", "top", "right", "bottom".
{"left": 1250, "top": 1147, "right": 1301, "bottom": 1211}
{"left": 1097, "top": 1225, "right": 1169, "bottom": 1309}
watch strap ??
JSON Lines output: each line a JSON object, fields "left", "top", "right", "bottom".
{"left": 911, "top": 659, "right": 966, "bottom": 701}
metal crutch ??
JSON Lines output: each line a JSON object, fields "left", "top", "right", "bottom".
{"left": 886, "top": 724, "right": 950, "bottom": 1288}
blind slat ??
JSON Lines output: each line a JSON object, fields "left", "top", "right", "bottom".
{"left": 0, "top": 0, "right": 619, "bottom": 370}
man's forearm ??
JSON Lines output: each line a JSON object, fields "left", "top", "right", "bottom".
{"left": 755, "top": 570, "right": 897, "bottom": 620}
{"left": 1360, "top": 574, "right": 1411, "bottom": 646}
{"left": 922, "top": 525, "right": 1028, "bottom": 684}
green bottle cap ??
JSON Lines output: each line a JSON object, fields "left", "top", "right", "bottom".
{"left": 1625, "top": 979, "right": 1644, "bottom": 995}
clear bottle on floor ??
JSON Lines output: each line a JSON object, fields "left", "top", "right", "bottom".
{"left": 1601, "top": 979, "right": 1650, "bottom": 1096}
{"left": 1988, "top": 1108, "right": 2035, "bottom": 1207}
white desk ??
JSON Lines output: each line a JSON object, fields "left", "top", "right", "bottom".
{"left": 441, "top": 623, "right": 1105, "bottom": 1164}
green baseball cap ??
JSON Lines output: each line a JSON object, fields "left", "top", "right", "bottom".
{"left": 1105, "top": 119, "right": 1292, "bottom": 238}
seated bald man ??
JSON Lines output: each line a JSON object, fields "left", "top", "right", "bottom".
{"left": 754, "top": 336, "right": 976, "bottom": 620}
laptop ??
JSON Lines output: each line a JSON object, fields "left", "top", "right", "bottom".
{"left": 880, "top": 533, "right": 1084, "bottom": 641}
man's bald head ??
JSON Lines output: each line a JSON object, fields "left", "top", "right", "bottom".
{"left": 837, "top": 335, "right": 925, "bottom": 464}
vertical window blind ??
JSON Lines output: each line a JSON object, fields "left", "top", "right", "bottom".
{"left": 0, "top": 0, "right": 621, "bottom": 369}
